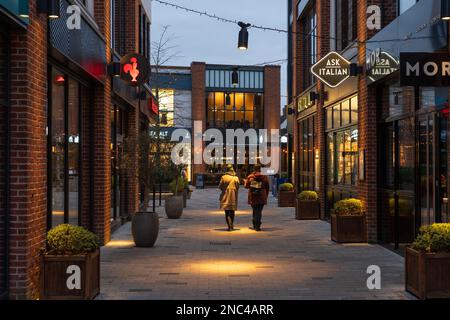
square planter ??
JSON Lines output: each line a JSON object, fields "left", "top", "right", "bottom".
{"left": 405, "top": 247, "right": 450, "bottom": 299}
{"left": 296, "top": 199, "right": 320, "bottom": 220}
{"left": 40, "top": 249, "right": 100, "bottom": 300}
{"left": 278, "top": 191, "right": 296, "bottom": 207}
{"left": 331, "top": 213, "right": 367, "bottom": 243}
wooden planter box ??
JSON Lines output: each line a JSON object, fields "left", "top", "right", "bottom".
{"left": 296, "top": 199, "right": 320, "bottom": 220}
{"left": 331, "top": 213, "right": 367, "bottom": 243}
{"left": 405, "top": 247, "right": 450, "bottom": 299}
{"left": 40, "top": 249, "right": 100, "bottom": 300}
{"left": 278, "top": 191, "right": 296, "bottom": 207}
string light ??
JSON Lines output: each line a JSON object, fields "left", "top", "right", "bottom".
{"left": 154, "top": 0, "right": 435, "bottom": 44}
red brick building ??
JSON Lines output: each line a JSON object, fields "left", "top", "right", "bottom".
{"left": 0, "top": 0, "right": 156, "bottom": 300}
{"left": 289, "top": 0, "right": 450, "bottom": 248}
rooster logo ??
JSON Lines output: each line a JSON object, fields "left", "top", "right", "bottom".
{"left": 123, "top": 57, "right": 140, "bottom": 82}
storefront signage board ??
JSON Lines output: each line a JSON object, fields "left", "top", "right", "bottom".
{"left": 311, "top": 52, "right": 350, "bottom": 88}
{"left": 400, "top": 52, "right": 450, "bottom": 86}
{"left": 367, "top": 50, "right": 399, "bottom": 83}
{"left": 120, "top": 53, "right": 150, "bottom": 86}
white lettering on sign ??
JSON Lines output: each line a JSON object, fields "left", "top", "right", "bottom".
{"left": 66, "top": 265, "right": 81, "bottom": 290}
{"left": 406, "top": 61, "right": 450, "bottom": 77}
{"left": 366, "top": 5, "right": 381, "bottom": 30}
{"left": 66, "top": 5, "right": 81, "bottom": 30}
{"left": 406, "top": 62, "right": 420, "bottom": 76}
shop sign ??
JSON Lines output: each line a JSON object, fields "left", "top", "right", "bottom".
{"left": 149, "top": 96, "right": 159, "bottom": 115}
{"left": 311, "top": 52, "right": 350, "bottom": 88}
{"left": 366, "top": 50, "right": 399, "bottom": 82}
{"left": 297, "top": 92, "right": 315, "bottom": 112}
{"left": 400, "top": 53, "right": 450, "bottom": 87}
{"left": 120, "top": 53, "right": 150, "bottom": 86}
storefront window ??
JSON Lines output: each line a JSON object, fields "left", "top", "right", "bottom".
{"left": 157, "top": 89, "right": 174, "bottom": 127}
{"left": 206, "top": 92, "right": 263, "bottom": 129}
{"left": 49, "top": 67, "right": 82, "bottom": 228}
{"left": 298, "top": 115, "right": 316, "bottom": 191}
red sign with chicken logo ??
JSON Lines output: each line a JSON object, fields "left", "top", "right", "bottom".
{"left": 120, "top": 53, "right": 150, "bottom": 86}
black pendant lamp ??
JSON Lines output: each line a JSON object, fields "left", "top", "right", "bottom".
{"left": 232, "top": 69, "right": 239, "bottom": 86}
{"left": 238, "top": 22, "right": 251, "bottom": 50}
{"left": 442, "top": 0, "right": 450, "bottom": 20}
{"left": 38, "top": 0, "right": 60, "bottom": 19}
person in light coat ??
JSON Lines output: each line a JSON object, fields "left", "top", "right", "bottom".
{"left": 219, "top": 165, "right": 240, "bottom": 231}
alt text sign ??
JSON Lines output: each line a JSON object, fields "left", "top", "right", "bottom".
{"left": 400, "top": 53, "right": 450, "bottom": 87}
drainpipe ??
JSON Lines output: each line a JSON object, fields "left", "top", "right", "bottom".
{"left": 1, "top": 29, "right": 11, "bottom": 300}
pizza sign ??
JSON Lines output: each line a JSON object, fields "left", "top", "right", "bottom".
{"left": 120, "top": 53, "right": 150, "bottom": 86}
{"left": 311, "top": 52, "right": 351, "bottom": 88}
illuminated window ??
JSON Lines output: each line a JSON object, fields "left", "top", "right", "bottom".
{"left": 156, "top": 89, "right": 174, "bottom": 127}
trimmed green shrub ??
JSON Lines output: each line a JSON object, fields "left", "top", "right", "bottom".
{"left": 298, "top": 191, "right": 318, "bottom": 201}
{"left": 279, "top": 183, "right": 294, "bottom": 192}
{"left": 46, "top": 224, "right": 99, "bottom": 255}
{"left": 333, "top": 199, "right": 364, "bottom": 216}
{"left": 412, "top": 223, "right": 450, "bottom": 253}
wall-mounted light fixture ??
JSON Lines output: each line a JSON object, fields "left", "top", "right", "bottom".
{"left": 349, "top": 63, "right": 364, "bottom": 76}
{"left": 442, "top": 0, "right": 450, "bottom": 20}
{"left": 232, "top": 69, "right": 239, "bottom": 86}
{"left": 237, "top": 22, "right": 251, "bottom": 50}
{"left": 37, "top": 0, "right": 61, "bottom": 19}
{"left": 107, "top": 62, "right": 121, "bottom": 77}
{"left": 18, "top": 0, "right": 29, "bottom": 18}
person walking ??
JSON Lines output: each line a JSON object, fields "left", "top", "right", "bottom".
{"left": 219, "top": 165, "right": 240, "bottom": 231}
{"left": 244, "top": 165, "right": 270, "bottom": 231}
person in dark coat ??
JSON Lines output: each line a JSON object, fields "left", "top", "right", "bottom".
{"left": 244, "top": 165, "right": 270, "bottom": 231}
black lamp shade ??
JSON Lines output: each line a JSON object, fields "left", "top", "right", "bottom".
{"left": 442, "top": 0, "right": 450, "bottom": 19}
{"left": 107, "top": 62, "right": 121, "bottom": 77}
{"left": 48, "top": 0, "right": 60, "bottom": 19}
{"left": 238, "top": 27, "right": 249, "bottom": 50}
{"left": 18, "top": 0, "right": 29, "bottom": 18}
{"left": 232, "top": 70, "right": 239, "bottom": 86}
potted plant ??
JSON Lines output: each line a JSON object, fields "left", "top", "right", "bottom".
{"left": 278, "top": 183, "right": 296, "bottom": 207}
{"left": 165, "top": 165, "right": 184, "bottom": 219}
{"left": 405, "top": 223, "right": 450, "bottom": 299}
{"left": 40, "top": 224, "right": 100, "bottom": 300}
{"left": 331, "top": 198, "right": 367, "bottom": 243}
{"left": 122, "top": 132, "right": 159, "bottom": 248}
{"left": 296, "top": 191, "right": 320, "bottom": 220}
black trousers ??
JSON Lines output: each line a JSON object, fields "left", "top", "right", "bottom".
{"left": 252, "top": 204, "right": 264, "bottom": 228}
{"left": 225, "top": 210, "right": 235, "bottom": 229}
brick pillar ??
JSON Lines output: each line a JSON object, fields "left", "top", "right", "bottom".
{"left": 316, "top": 0, "right": 330, "bottom": 219}
{"left": 5, "top": 0, "right": 48, "bottom": 299}
{"left": 263, "top": 65, "right": 281, "bottom": 131}
{"left": 191, "top": 62, "right": 206, "bottom": 183}
{"left": 92, "top": 0, "right": 112, "bottom": 245}
{"left": 357, "top": 0, "right": 397, "bottom": 242}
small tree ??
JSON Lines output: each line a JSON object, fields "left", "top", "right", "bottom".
{"left": 122, "top": 131, "right": 157, "bottom": 212}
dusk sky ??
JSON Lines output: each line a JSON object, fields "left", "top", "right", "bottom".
{"left": 150, "top": 0, "right": 288, "bottom": 111}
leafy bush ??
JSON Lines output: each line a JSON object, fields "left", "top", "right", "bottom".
{"left": 170, "top": 177, "right": 188, "bottom": 195}
{"left": 412, "top": 223, "right": 450, "bottom": 253}
{"left": 298, "top": 191, "right": 318, "bottom": 201}
{"left": 46, "top": 224, "right": 99, "bottom": 255}
{"left": 279, "top": 183, "right": 294, "bottom": 192}
{"left": 334, "top": 199, "right": 364, "bottom": 216}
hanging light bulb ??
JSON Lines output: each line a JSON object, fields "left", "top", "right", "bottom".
{"left": 237, "top": 22, "right": 251, "bottom": 50}
{"left": 232, "top": 69, "right": 239, "bottom": 86}
{"left": 442, "top": 0, "right": 450, "bottom": 20}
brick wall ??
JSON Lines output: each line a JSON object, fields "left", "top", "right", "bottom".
{"left": 190, "top": 62, "right": 206, "bottom": 180}
{"left": 5, "top": 0, "right": 48, "bottom": 299}
{"left": 263, "top": 65, "right": 281, "bottom": 131}
{"left": 0, "top": 26, "right": 6, "bottom": 294}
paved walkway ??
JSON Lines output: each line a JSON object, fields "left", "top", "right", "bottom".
{"left": 98, "top": 188, "right": 414, "bottom": 300}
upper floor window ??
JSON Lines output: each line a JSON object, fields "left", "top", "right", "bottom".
{"left": 139, "top": 5, "right": 151, "bottom": 60}
{"left": 301, "top": 3, "right": 317, "bottom": 90}
{"left": 335, "top": 0, "right": 357, "bottom": 51}
{"left": 398, "top": 0, "right": 418, "bottom": 15}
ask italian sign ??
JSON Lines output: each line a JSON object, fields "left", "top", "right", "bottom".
{"left": 311, "top": 52, "right": 350, "bottom": 88}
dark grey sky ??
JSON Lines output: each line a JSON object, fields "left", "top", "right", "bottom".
{"left": 150, "top": 0, "right": 288, "bottom": 111}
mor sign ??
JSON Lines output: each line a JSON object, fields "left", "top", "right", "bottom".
{"left": 311, "top": 52, "right": 350, "bottom": 88}
{"left": 400, "top": 53, "right": 450, "bottom": 87}
{"left": 120, "top": 53, "right": 150, "bottom": 86}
